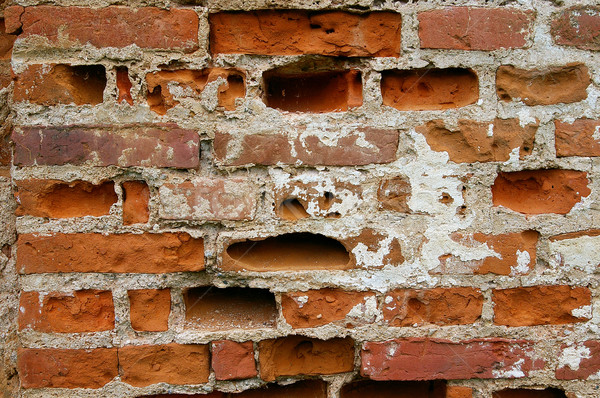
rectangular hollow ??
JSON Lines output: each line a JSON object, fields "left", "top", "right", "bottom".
{"left": 263, "top": 70, "right": 362, "bottom": 113}
{"left": 183, "top": 287, "right": 277, "bottom": 330}
{"left": 381, "top": 68, "right": 478, "bottom": 110}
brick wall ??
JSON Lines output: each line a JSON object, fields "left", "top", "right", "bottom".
{"left": 0, "top": 0, "right": 599, "bottom": 397}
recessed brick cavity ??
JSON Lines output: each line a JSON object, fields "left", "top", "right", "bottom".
{"left": 183, "top": 287, "right": 277, "bottom": 330}
{"left": 492, "top": 169, "right": 591, "bottom": 214}
{"left": 224, "top": 232, "right": 351, "bottom": 271}
{"left": 382, "top": 68, "right": 478, "bottom": 110}
{"left": 263, "top": 69, "right": 362, "bottom": 112}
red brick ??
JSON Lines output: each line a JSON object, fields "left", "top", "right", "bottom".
{"left": 122, "top": 181, "right": 150, "bottom": 225}
{"left": 15, "top": 179, "right": 117, "bottom": 218}
{"left": 418, "top": 7, "right": 534, "bottom": 50}
{"left": 551, "top": 7, "right": 600, "bottom": 51}
{"left": 211, "top": 340, "right": 257, "bottom": 380}
{"left": 361, "top": 338, "right": 543, "bottom": 380}
{"left": 382, "top": 287, "right": 483, "bottom": 327}
{"left": 19, "top": 290, "right": 114, "bottom": 333}
{"left": 213, "top": 128, "right": 399, "bottom": 166}
{"left": 6, "top": 6, "right": 198, "bottom": 52}
{"left": 555, "top": 119, "right": 600, "bottom": 157}
{"left": 436, "top": 231, "right": 539, "bottom": 275}
{"left": 159, "top": 178, "right": 257, "bottom": 221}
{"left": 492, "top": 170, "right": 591, "bottom": 215}
{"left": 15, "top": 64, "right": 107, "bottom": 106}
{"left": 128, "top": 289, "right": 170, "bottom": 332}
{"left": 556, "top": 341, "right": 600, "bottom": 380}
{"left": 0, "top": 19, "right": 16, "bottom": 88}
{"left": 116, "top": 66, "right": 133, "bottom": 105}
{"left": 497, "top": 64, "right": 590, "bottom": 106}
{"left": 13, "top": 125, "right": 199, "bottom": 168}
{"left": 416, "top": 119, "right": 538, "bottom": 163}
{"left": 119, "top": 344, "right": 210, "bottom": 387}
{"left": 210, "top": 10, "right": 401, "bottom": 57}
{"left": 281, "top": 289, "right": 377, "bottom": 328}
{"left": 259, "top": 336, "right": 355, "bottom": 381}
{"left": 493, "top": 285, "right": 591, "bottom": 326}
{"left": 147, "top": 68, "right": 245, "bottom": 114}
{"left": 18, "top": 348, "right": 118, "bottom": 388}
{"left": 264, "top": 69, "right": 362, "bottom": 113}
{"left": 382, "top": 68, "right": 478, "bottom": 111}
{"left": 17, "top": 232, "right": 204, "bottom": 274}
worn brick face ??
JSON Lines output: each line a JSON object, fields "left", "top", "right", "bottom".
{"left": 13, "top": 125, "right": 199, "bottom": 168}
{"left": 128, "top": 289, "right": 170, "bottom": 332}
{"left": 210, "top": 10, "right": 401, "bottom": 57}
{"left": 418, "top": 7, "right": 534, "bottom": 50}
{"left": 17, "top": 233, "right": 204, "bottom": 274}
{"left": 361, "top": 338, "right": 543, "bottom": 380}
{"left": 493, "top": 286, "right": 591, "bottom": 326}
{"left": 551, "top": 7, "right": 600, "bottom": 51}
{"left": 211, "top": 341, "right": 257, "bottom": 380}
{"left": 555, "top": 119, "right": 600, "bottom": 157}
{"left": 6, "top": 6, "right": 199, "bottom": 51}
{"left": 19, "top": 290, "right": 114, "bottom": 333}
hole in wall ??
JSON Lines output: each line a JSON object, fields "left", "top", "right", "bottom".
{"left": 279, "top": 198, "right": 309, "bottom": 220}
{"left": 225, "top": 232, "right": 351, "bottom": 271}
{"left": 183, "top": 286, "right": 277, "bottom": 330}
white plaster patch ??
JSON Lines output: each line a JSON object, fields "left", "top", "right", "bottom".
{"left": 294, "top": 295, "right": 309, "bottom": 308}
{"left": 510, "top": 250, "right": 531, "bottom": 276}
{"left": 492, "top": 358, "right": 525, "bottom": 378}
{"left": 558, "top": 343, "right": 591, "bottom": 371}
{"left": 572, "top": 304, "right": 592, "bottom": 319}
{"left": 549, "top": 234, "right": 600, "bottom": 273}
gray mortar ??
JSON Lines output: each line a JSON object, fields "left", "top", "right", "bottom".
{"left": 2, "top": 0, "right": 600, "bottom": 397}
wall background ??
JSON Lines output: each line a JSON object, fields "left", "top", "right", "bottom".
{"left": 0, "top": 0, "right": 599, "bottom": 397}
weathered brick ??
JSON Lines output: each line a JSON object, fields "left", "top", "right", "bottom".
{"left": 17, "top": 233, "right": 204, "bottom": 274}
{"left": 361, "top": 338, "right": 542, "bottom": 380}
{"left": 5, "top": 6, "right": 199, "bottom": 52}
{"left": 259, "top": 336, "right": 355, "bottom": 381}
{"left": 213, "top": 128, "right": 399, "bottom": 166}
{"left": 492, "top": 170, "right": 591, "bottom": 214}
{"left": 555, "top": 119, "right": 600, "bottom": 157}
{"left": 496, "top": 64, "right": 590, "bottom": 106}
{"left": 184, "top": 287, "right": 277, "bottom": 330}
{"left": 119, "top": 344, "right": 210, "bottom": 387}
{"left": 556, "top": 341, "right": 600, "bottom": 380}
{"left": 416, "top": 119, "right": 538, "bottom": 163}
{"left": 551, "top": 6, "right": 600, "bottom": 51}
{"left": 18, "top": 348, "right": 118, "bottom": 388}
{"left": 122, "top": 181, "right": 150, "bottom": 225}
{"left": 418, "top": 7, "right": 534, "bottom": 50}
{"left": 13, "top": 125, "right": 199, "bottom": 168}
{"left": 210, "top": 10, "right": 401, "bottom": 57}
{"left": 211, "top": 341, "right": 257, "bottom": 380}
{"left": 128, "top": 289, "right": 170, "bottom": 332}
{"left": 146, "top": 68, "right": 245, "bottom": 115}
{"left": 222, "top": 232, "right": 351, "bottom": 272}
{"left": 0, "top": 19, "right": 16, "bottom": 89}
{"left": 548, "top": 229, "right": 600, "bottom": 272}
{"left": 264, "top": 69, "right": 362, "bottom": 113}
{"left": 436, "top": 230, "right": 539, "bottom": 275}
{"left": 15, "top": 179, "right": 117, "bottom": 219}
{"left": 382, "top": 68, "right": 478, "bottom": 111}
{"left": 382, "top": 288, "right": 483, "bottom": 326}
{"left": 493, "top": 285, "right": 591, "bottom": 326}
{"left": 19, "top": 290, "right": 114, "bottom": 333}
{"left": 159, "top": 177, "right": 257, "bottom": 221}
{"left": 274, "top": 179, "right": 362, "bottom": 220}
{"left": 281, "top": 289, "right": 377, "bottom": 328}
{"left": 378, "top": 176, "right": 411, "bottom": 212}
{"left": 14, "top": 64, "right": 106, "bottom": 105}
{"left": 343, "top": 229, "right": 404, "bottom": 269}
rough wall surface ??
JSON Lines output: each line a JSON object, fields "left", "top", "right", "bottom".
{"left": 0, "top": 0, "right": 599, "bottom": 397}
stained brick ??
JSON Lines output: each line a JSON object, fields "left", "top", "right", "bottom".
{"left": 551, "top": 6, "right": 600, "bottom": 51}
{"left": 13, "top": 125, "right": 199, "bottom": 168}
